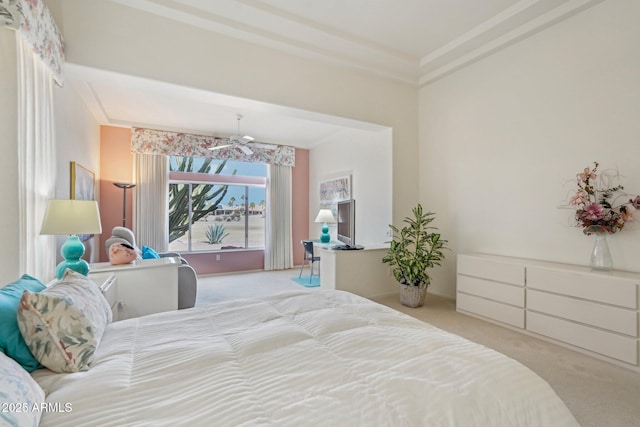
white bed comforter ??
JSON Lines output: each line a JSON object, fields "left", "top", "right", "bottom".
{"left": 33, "top": 290, "right": 579, "bottom": 427}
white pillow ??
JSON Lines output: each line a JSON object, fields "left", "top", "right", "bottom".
{"left": 0, "top": 351, "right": 45, "bottom": 427}
{"left": 17, "top": 269, "right": 112, "bottom": 373}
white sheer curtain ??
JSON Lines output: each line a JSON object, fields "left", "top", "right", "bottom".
{"left": 17, "top": 36, "right": 56, "bottom": 280}
{"left": 133, "top": 153, "right": 169, "bottom": 252}
{"left": 264, "top": 164, "right": 293, "bottom": 270}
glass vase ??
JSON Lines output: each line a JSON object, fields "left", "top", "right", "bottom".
{"left": 589, "top": 230, "right": 613, "bottom": 271}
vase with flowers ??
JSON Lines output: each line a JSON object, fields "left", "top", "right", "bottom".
{"left": 568, "top": 162, "right": 640, "bottom": 270}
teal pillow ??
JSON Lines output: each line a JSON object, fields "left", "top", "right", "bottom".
{"left": 0, "top": 275, "right": 46, "bottom": 372}
{"left": 141, "top": 245, "right": 160, "bottom": 259}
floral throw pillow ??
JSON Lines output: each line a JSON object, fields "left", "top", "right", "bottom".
{"left": 0, "top": 351, "right": 45, "bottom": 427}
{"left": 17, "top": 269, "right": 112, "bottom": 373}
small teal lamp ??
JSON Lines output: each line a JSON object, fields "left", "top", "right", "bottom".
{"left": 40, "top": 200, "right": 102, "bottom": 279}
{"left": 315, "top": 209, "right": 336, "bottom": 243}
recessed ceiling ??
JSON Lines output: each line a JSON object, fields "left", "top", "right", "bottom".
{"left": 69, "top": 0, "right": 603, "bottom": 146}
{"left": 67, "top": 64, "right": 386, "bottom": 148}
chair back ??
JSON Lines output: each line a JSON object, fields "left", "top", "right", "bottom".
{"left": 302, "top": 240, "right": 314, "bottom": 257}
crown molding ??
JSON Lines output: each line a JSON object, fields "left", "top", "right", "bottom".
{"left": 418, "top": 0, "right": 604, "bottom": 86}
{"left": 107, "top": 0, "right": 603, "bottom": 87}
{"left": 109, "top": 0, "right": 420, "bottom": 85}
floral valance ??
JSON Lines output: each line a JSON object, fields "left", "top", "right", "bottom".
{"left": 131, "top": 127, "right": 295, "bottom": 167}
{"left": 1, "top": 0, "right": 65, "bottom": 86}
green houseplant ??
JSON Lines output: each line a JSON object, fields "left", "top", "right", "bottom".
{"left": 382, "top": 204, "right": 448, "bottom": 307}
{"left": 206, "top": 224, "right": 229, "bottom": 244}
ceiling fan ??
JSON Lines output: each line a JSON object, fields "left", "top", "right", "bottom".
{"left": 210, "top": 114, "right": 277, "bottom": 155}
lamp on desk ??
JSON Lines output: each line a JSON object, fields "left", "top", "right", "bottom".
{"left": 40, "top": 199, "right": 102, "bottom": 279}
{"left": 314, "top": 209, "right": 336, "bottom": 243}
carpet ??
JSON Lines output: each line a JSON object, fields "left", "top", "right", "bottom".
{"left": 291, "top": 275, "right": 320, "bottom": 287}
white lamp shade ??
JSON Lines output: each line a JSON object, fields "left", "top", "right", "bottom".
{"left": 40, "top": 200, "right": 102, "bottom": 235}
{"left": 314, "top": 209, "right": 335, "bottom": 223}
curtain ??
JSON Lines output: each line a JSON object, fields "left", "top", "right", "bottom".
{"left": 133, "top": 153, "right": 169, "bottom": 252}
{"left": 264, "top": 164, "right": 293, "bottom": 270}
{"left": 131, "top": 127, "right": 295, "bottom": 167}
{"left": 17, "top": 35, "right": 56, "bottom": 280}
{"left": 1, "top": 0, "right": 65, "bottom": 87}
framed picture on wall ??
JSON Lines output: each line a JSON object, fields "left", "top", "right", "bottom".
{"left": 70, "top": 161, "right": 96, "bottom": 243}
{"left": 70, "top": 161, "right": 95, "bottom": 201}
{"left": 319, "top": 175, "right": 351, "bottom": 215}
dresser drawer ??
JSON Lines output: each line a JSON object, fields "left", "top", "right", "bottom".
{"left": 527, "top": 311, "right": 638, "bottom": 365}
{"left": 527, "top": 290, "right": 637, "bottom": 337}
{"left": 457, "top": 293, "right": 524, "bottom": 328}
{"left": 527, "top": 266, "right": 637, "bottom": 309}
{"left": 457, "top": 275, "right": 524, "bottom": 307}
{"left": 457, "top": 255, "right": 524, "bottom": 286}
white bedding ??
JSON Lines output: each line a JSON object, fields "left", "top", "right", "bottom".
{"left": 33, "top": 290, "right": 579, "bottom": 426}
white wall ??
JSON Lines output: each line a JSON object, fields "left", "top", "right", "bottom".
{"left": 419, "top": 0, "right": 640, "bottom": 298}
{"left": 0, "top": 29, "right": 20, "bottom": 281}
{"left": 53, "top": 84, "right": 101, "bottom": 263}
{"left": 49, "top": 0, "right": 419, "bottom": 227}
{"left": 309, "top": 128, "right": 392, "bottom": 246}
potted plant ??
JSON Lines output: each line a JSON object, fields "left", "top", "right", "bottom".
{"left": 382, "top": 204, "right": 448, "bottom": 308}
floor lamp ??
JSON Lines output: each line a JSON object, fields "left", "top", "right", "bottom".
{"left": 114, "top": 183, "right": 136, "bottom": 227}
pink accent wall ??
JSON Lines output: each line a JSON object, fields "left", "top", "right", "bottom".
{"left": 182, "top": 250, "right": 264, "bottom": 274}
{"left": 99, "top": 126, "right": 134, "bottom": 261}
{"left": 99, "top": 126, "right": 310, "bottom": 273}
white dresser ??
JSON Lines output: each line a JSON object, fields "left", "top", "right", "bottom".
{"left": 457, "top": 253, "right": 640, "bottom": 370}
{"left": 89, "top": 257, "right": 180, "bottom": 320}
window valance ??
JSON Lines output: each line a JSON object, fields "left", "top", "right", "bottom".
{"left": 1, "top": 0, "right": 65, "bottom": 86}
{"left": 131, "top": 127, "right": 295, "bottom": 167}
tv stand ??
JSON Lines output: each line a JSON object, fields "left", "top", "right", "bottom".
{"left": 332, "top": 244, "right": 364, "bottom": 250}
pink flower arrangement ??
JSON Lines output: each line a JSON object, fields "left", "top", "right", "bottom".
{"left": 570, "top": 162, "right": 640, "bottom": 235}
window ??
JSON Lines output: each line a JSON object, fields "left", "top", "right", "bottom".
{"left": 168, "top": 157, "right": 267, "bottom": 253}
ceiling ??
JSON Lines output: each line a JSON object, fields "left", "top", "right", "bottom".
{"left": 69, "top": 0, "right": 602, "bottom": 148}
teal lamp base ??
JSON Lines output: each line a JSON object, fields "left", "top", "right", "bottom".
{"left": 56, "top": 235, "right": 89, "bottom": 279}
{"left": 320, "top": 223, "right": 330, "bottom": 243}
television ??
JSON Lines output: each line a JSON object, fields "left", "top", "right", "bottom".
{"left": 334, "top": 199, "right": 363, "bottom": 250}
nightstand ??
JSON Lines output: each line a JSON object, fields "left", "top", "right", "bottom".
{"left": 98, "top": 274, "right": 119, "bottom": 322}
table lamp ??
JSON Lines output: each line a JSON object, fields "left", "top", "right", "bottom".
{"left": 315, "top": 209, "right": 336, "bottom": 243}
{"left": 40, "top": 199, "right": 103, "bottom": 279}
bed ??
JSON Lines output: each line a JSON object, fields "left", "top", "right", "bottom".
{"left": 21, "top": 289, "right": 579, "bottom": 427}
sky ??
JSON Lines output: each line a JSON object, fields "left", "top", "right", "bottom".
{"left": 170, "top": 157, "right": 266, "bottom": 208}
{"left": 218, "top": 160, "right": 266, "bottom": 207}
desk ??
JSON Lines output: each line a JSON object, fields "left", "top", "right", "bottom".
{"left": 317, "top": 245, "right": 397, "bottom": 298}
{"left": 311, "top": 240, "right": 340, "bottom": 249}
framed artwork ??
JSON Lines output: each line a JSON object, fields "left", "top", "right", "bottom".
{"left": 319, "top": 175, "right": 351, "bottom": 215}
{"left": 70, "top": 161, "right": 95, "bottom": 201}
{"left": 70, "top": 161, "right": 95, "bottom": 242}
